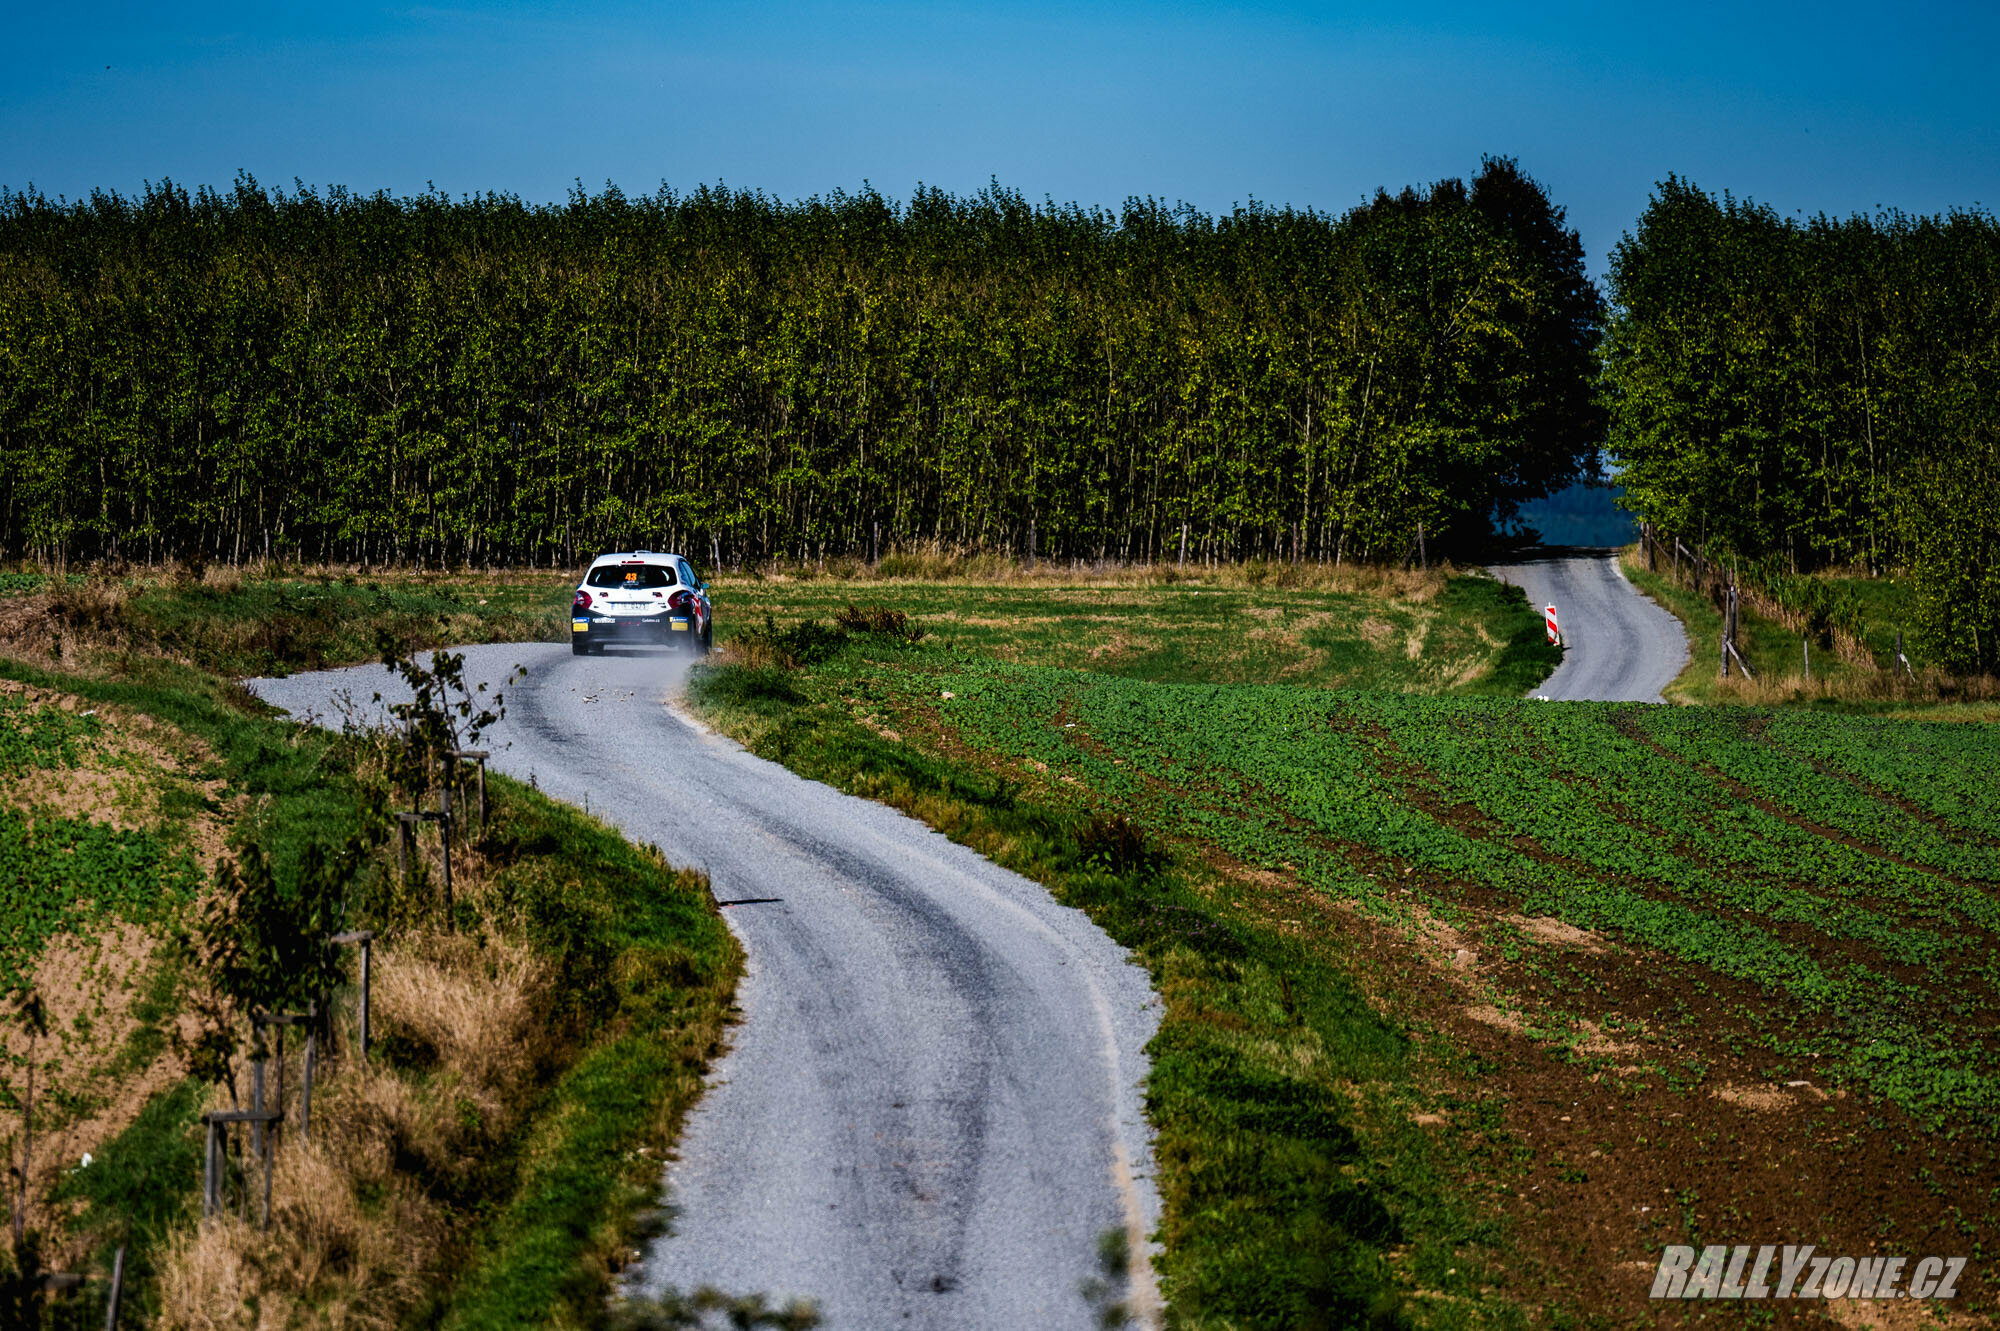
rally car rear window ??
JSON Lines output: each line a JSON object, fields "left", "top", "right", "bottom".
{"left": 586, "top": 564, "right": 676, "bottom": 589}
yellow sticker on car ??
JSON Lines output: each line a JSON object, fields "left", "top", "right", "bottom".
{"left": 572, "top": 620, "right": 588, "bottom": 632}
{"left": 672, "top": 621, "right": 689, "bottom": 631}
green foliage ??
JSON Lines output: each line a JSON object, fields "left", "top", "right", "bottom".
{"left": 1604, "top": 178, "right": 2000, "bottom": 672}
{"left": 117, "top": 575, "right": 559, "bottom": 677}
{"left": 0, "top": 811, "right": 199, "bottom": 996}
{"left": 188, "top": 837, "right": 355, "bottom": 1023}
{"left": 0, "top": 164, "right": 1599, "bottom": 571}
{"left": 0, "top": 693, "right": 98, "bottom": 776}
{"left": 737, "top": 615, "right": 851, "bottom": 669}
{"left": 831, "top": 602, "right": 925, "bottom": 642}
{"left": 375, "top": 642, "right": 509, "bottom": 806}
{"left": 604, "top": 1287, "right": 821, "bottom": 1330}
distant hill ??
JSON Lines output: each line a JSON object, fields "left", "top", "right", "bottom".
{"left": 1504, "top": 483, "right": 1636, "bottom": 548}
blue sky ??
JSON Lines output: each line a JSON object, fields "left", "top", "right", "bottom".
{"left": 4, "top": 2, "right": 1996, "bottom": 277}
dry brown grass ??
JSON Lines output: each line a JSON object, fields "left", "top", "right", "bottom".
{"left": 1711, "top": 665, "right": 2000, "bottom": 711}
{"left": 746, "top": 546, "right": 1456, "bottom": 598}
{"left": 156, "top": 1127, "right": 440, "bottom": 1331}
{"left": 369, "top": 932, "right": 550, "bottom": 1115}
{"left": 153, "top": 931, "right": 552, "bottom": 1331}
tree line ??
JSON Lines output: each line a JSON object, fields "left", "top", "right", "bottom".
{"left": 0, "top": 162, "right": 1602, "bottom": 572}
{"left": 1604, "top": 178, "right": 2000, "bottom": 673}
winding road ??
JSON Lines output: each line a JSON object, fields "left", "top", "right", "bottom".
{"left": 248, "top": 646, "right": 1163, "bottom": 1330}
{"left": 1487, "top": 547, "right": 1690, "bottom": 703}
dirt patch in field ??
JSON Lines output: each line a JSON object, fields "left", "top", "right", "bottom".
{"left": 0, "top": 682, "right": 236, "bottom": 869}
{"left": 1507, "top": 914, "right": 1610, "bottom": 953}
{"left": 1465, "top": 1004, "right": 1526, "bottom": 1033}
{"left": 0, "top": 591, "right": 59, "bottom": 664}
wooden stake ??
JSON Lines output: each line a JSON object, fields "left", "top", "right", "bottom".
{"left": 438, "top": 791, "right": 455, "bottom": 929}
{"left": 202, "top": 1119, "right": 219, "bottom": 1219}
{"left": 251, "top": 1018, "right": 268, "bottom": 1229}
{"left": 104, "top": 1244, "right": 126, "bottom": 1331}
{"left": 301, "top": 1005, "right": 317, "bottom": 1142}
{"left": 360, "top": 937, "right": 371, "bottom": 1061}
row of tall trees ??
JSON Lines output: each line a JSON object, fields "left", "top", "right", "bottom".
{"left": 1605, "top": 178, "right": 2000, "bottom": 672}
{"left": 0, "top": 161, "right": 1603, "bottom": 571}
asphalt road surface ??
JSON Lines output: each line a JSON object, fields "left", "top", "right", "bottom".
{"left": 248, "top": 645, "right": 1163, "bottom": 1329}
{"left": 1487, "top": 548, "right": 1690, "bottom": 703}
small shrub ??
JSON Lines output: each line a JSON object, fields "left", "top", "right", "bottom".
{"left": 833, "top": 603, "right": 927, "bottom": 643}
{"left": 737, "top": 616, "right": 850, "bottom": 669}
{"left": 1073, "top": 813, "right": 1166, "bottom": 878}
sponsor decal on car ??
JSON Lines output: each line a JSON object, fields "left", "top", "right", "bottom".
{"left": 572, "top": 619, "right": 588, "bottom": 632}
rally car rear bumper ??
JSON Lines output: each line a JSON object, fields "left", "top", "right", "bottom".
{"left": 573, "top": 614, "right": 700, "bottom": 646}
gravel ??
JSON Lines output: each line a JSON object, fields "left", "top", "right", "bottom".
{"left": 247, "top": 645, "right": 1163, "bottom": 1329}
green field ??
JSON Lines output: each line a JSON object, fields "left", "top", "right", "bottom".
{"left": 718, "top": 566, "right": 1560, "bottom": 696}
{"left": 692, "top": 605, "right": 2000, "bottom": 1324}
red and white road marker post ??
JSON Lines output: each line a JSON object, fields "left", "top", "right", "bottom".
{"left": 1545, "top": 605, "right": 1562, "bottom": 648}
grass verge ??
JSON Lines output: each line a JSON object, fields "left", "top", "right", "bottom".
{"left": 1619, "top": 548, "right": 2000, "bottom": 716}
{"left": 0, "top": 645, "right": 740, "bottom": 1328}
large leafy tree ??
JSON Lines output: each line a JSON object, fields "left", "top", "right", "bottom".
{"left": 1605, "top": 177, "right": 2000, "bottom": 671}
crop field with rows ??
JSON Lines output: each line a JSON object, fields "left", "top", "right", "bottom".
{"left": 918, "top": 664, "right": 2000, "bottom": 1117}
{"left": 696, "top": 617, "right": 2000, "bottom": 1321}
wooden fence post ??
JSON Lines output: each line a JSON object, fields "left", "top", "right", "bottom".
{"left": 437, "top": 791, "right": 455, "bottom": 929}
{"left": 330, "top": 931, "right": 375, "bottom": 1063}
{"left": 451, "top": 750, "right": 489, "bottom": 829}
{"left": 202, "top": 1118, "right": 220, "bottom": 1219}
{"left": 250, "top": 1013, "right": 269, "bottom": 1229}
{"left": 396, "top": 812, "right": 420, "bottom": 882}
{"left": 301, "top": 1004, "right": 317, "bottom": 1142}
{"left": 1721, "top": 582, "right": 1732, "bottom": 679}
{"left": 104, "top": 1243, "right": 125, "bottom": 1331}
{"left": 200, "top": 1110, "right": 282, "bottom": 1224}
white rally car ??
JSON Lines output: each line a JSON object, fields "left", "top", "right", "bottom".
{"left": 570, "top": 550, "right": 713, "bottom": 655}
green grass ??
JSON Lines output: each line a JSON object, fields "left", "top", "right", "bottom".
{"left": 693, "top": 644, "right": 1526, "bottom": 1328}
{"left": 55, "top": 571, "right": 565, "bottom": 678}
{"left": 690, "top": 613, "right": 2000, "bottom": 1323}
{"left": 714, "top": 568, "right": 1558, "bottom": 696}
{"left": 1616, "top": 550, "right": 1834, "bottom": 701}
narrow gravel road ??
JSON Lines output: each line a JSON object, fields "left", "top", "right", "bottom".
{"left": 248, "top": 646, "right": 1162, "bottom": 1329}
{"left": 1487, "top": 548, "right": 1690, "bottom": 702}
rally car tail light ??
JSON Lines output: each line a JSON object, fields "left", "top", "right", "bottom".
{"left": 668, "top": 590, "right": 693, "bottom": 611}
{"left": 572, "top": 589, "right": 593, "bottom": 612}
